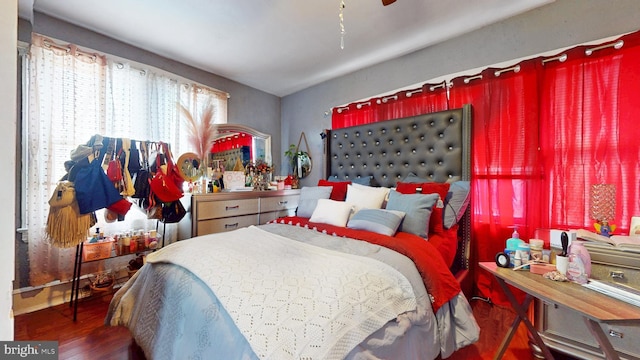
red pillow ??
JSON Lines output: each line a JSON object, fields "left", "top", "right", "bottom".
{"left": 396, "top": 181, "right": 450, "bottom": 237}
{"left": 318, "top": 179, "right": 351, "bottom": 201}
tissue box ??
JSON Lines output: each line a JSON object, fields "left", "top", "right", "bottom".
{"left": 550, "top": 229, "right": 577, "bottom": 249}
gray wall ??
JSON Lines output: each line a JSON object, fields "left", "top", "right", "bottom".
{"left": 23, "top": 12, "right": 284, "bottom": 172}
{"left": 281, "top": 0, "right": 640, "bottom": 186}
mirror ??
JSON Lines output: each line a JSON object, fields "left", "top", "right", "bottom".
{"left": 177, "top": 152, "right": 203, "bottom": 182}
{"left": 210, "top": 124, "right": 271, "bottom": 170}
{"left": 293, "top": 152, "right": 312, "bottom": 179}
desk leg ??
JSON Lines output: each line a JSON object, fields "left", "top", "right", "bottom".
{"left": 583, "top": 318, "right": 620, "bottom": 360}
{"left": 494, "top": 277, "right": 555, "bottom": 360}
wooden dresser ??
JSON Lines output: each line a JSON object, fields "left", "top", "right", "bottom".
{"left": 178, "top": 189, "right": 300, "bottom": 238}
{"left": 535, "top": 247, "right": 640, "bottom": 360}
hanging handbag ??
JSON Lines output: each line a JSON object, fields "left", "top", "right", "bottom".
{"left": 150, "top": 162, "right": 183, "bottom": 202}
{"left": 161, "top": 200, "right": 187, "bottom": 223}
{"left": 146, "top": 203, "right": 163, "bottom": 220}
{"left": 48, "top": 181, "right": 75, "bottom": 208}
{"left": 128, "top": 140, "right": 142, "bottom": 176}
{"left": 74, "top": 159, "right": 124, "bottom": 214}
{"left": 119, "top": 138, "right": 135, "bottom": 197}
{"left": 149, "top": 143, "right": 183, "bottom": 202}
{"left": 107, "top": 149, "right": 124, "bottom": 182}
{"left": 133, "top": 141, "right": 151, "bottom": 201}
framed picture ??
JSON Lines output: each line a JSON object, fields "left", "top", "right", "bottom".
{"left": 629, "top": 216, "right": 640, "bottom": 236}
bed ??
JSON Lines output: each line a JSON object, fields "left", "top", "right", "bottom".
{"left": 106, "top": 105, "right": 479, "bottom": 360}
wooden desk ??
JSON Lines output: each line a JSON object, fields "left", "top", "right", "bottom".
{"left": 479, "top": 262, "right": 640, "bottom": 360}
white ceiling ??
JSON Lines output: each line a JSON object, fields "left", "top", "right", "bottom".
{"left": 19, "top": 0, "right": 552, "bottom": 97}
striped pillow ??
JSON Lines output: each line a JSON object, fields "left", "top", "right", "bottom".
{"left": 347, "top": 209, "right": 406, "bottom": 236}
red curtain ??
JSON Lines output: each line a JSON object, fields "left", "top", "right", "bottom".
{"left": 331, "top": 82, "right": 449, "bottom": 127}
{"left": 539, "top": 32, "right": 640, "bottom": 232}
{"left": 211, "top": 133, "right": 253, "bottom": 159}
{"left": 330, "top": 30, "right": 640, "bottom": 304}
{"left": 449, "top": 60, "right": 544, "bottom": 304}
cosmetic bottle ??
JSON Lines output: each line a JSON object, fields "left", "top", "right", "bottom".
{"left": 566, "top": 240, "right": 591, "bottom": 284}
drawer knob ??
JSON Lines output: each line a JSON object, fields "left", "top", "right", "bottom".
{"left": 225, "top": 223, "right": 239, "bottom": 229}
{"left": 278, "top": 201, "right": 288, "bottom": 205}
{"left": 608, "top": 329, "right": 624, "bottom": 339}
{"left": 225, "top": 205, "right": 240, "bottom": 211}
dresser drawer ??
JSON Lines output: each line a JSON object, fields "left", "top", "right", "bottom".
{"left": 260, "top": 195, "right": 299, "bottom": 213}
{"left": 196, "top": 198, "right": 259, "bottom": 220}
{"left": 195, "top": 214, "right": 259, "bottom": 235}
{"left": 540, "top": 302, "right": 640, "bottom": 359}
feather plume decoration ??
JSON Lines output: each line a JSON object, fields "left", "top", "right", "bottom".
{"left": 180, "top": 102, "right": 217, "bottom": 162}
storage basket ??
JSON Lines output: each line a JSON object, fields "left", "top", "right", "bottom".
{"left": 89, "top": 270, "right": 114, "bottom": 293}
{"left": 82, "top": 240, "right": 114, "bottom": 261}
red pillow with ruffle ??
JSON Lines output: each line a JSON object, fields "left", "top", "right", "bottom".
{"left": 396, "top": 182, "right": 450, "bottom": 237}
{"left": 318, "top": 179, "right": 351, "bottom": 201}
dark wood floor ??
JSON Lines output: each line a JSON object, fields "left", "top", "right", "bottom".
{"left": 14, "top": 292, "right": 578, "bottom": 359}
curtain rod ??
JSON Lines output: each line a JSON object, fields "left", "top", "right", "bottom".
{"left": 542, "top": 53, "right": 568, "bottom": 65}
{"left": 494, "top": 65, "right": 521, "bottom": 77}
{"left": 429, "top": 83, "right": 446, "bottom": 91}
{"left": 463, "top": 74, "right": 482, "bottom": 84}
{"left": 585, "top": 40, "right": 624, "bottom": 56}
{"left": 376, "top": 95, "right": 398, "bottom": 104}
{"left": 356, "top": 101, "right": 371, "bottom": 109}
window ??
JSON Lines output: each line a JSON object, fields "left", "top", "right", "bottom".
{"left": 22, "top": 34, "right": 228, "bottom": 286}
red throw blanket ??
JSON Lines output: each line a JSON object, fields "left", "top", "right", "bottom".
{"left": 271, "top": 216, "right": 461, "bottom": 313}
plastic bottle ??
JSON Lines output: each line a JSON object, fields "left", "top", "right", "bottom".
{"left": 566, "top": 240, "right": 591, "bottom": 284}
{"left": 504, "top": 227, "right": 523, "bottom": 268}
{"left": 506, "top": 228, "right": 523, "bottom": 250}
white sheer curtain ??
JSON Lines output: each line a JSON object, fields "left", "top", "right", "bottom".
{"left": 24, "top": 34, "right": 227, "bottom": 286}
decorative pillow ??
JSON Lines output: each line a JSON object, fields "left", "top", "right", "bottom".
{"left": 296, "top": 186, "right": 333, "bottom": 218}
{"left": 347, "top": 209, "right": 406, "bottom": 236}
{"left": 318, "top": 179, "right": 350, "bottom": 201}
{"left": 345, "top": 184, "right": 390, "bottom": 213}
{"left": 309, "top": 199, "right": 354, "bottom": 227}
{"left": 328, "top": 175, "right": 373, "bottom": 186}
{"left": 385, "top": 190, "right": 439, "bottom": 239}
{"left": 444, "top": 181, "right": 471, "bottom": 229}
{"left": 350, "top": 176, "right": 373, "bottom": 186}
{"left": 401, "top": 172, "right": 430, "bottom": 184}
{"left": 396, "top": 181, "right": 450, "bottom": 237}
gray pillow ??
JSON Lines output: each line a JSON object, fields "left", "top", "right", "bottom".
{"left": 328, "top": 175, "right": 373, "bottom": 186}
{"left": 443, "top": 181, "right": 471, "bottom": 229}
{"left": 296, "top": 186, "right": 333, "bottom": 218}
{"left": 385, "top": 190, "right": 439, "bottom": 239}
{"left": 401, "top": 172, "right": 429, "bottom": 184}
{"left": 347, "top": 209, "right": 405, "bottom": 236}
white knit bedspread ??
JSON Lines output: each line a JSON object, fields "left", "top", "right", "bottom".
{"left": 145, "top": 226, "right": 417, "bottom": 360}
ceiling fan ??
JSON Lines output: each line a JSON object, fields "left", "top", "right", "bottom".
{"left": 382, "top": 0, "right": 397, "bottom": 5}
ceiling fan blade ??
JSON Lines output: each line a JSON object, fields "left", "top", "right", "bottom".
{"left": 382, "top": 0, "right": 397, "bottom": 5}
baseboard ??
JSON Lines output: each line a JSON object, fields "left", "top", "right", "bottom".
{"left": 12, "top": 269, "right": 129, "bottom": 316}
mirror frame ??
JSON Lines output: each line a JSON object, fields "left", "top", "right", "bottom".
{"left": 213, "top": 124, "right": 271, "bottom": 165}
{"left": 177, "top": 152, "right": 203, "bottom": 182}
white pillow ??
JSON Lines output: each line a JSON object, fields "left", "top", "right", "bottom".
{"left": 309, "top": 199, "right": 354, "bottom": 227}
{"left": 345, "top": 184, "right": 390, "bottom": 213}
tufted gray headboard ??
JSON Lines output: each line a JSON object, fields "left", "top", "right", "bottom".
{"left": 324, "top": 104, "right": 472, "bottom": 294}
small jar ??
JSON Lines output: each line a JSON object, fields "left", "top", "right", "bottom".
{"left": 516, "top": 244, "right": 530, "bottom": 269}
